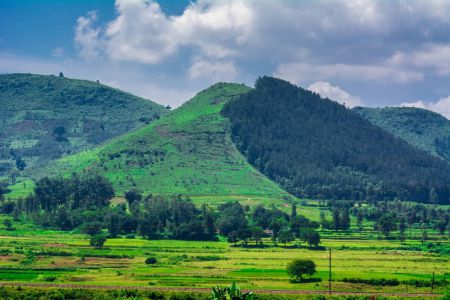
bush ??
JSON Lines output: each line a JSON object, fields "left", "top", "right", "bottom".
{"left": 145, "top": 257, "right": 157, "bottom": 265}
{"left": 44, "top": 276, "right": 57, "bottom": 282}
{"left": 342, "top": 277, "right": 399, "bottom": 286}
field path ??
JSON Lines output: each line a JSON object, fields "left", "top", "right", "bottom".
{"left": 0, "top": 282, "right": 442, "bottom": 297}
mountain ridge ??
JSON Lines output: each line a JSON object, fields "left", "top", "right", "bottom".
{"left": 354, "top": 106, "right": 450, "bottom": 163}
{"left": 0, "top": 73, "right": 167, "bottom": 193}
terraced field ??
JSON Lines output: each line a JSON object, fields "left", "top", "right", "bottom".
{"left": 0, "top": 222, "right": 447, "bottom": 296}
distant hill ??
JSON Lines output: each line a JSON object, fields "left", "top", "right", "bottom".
{"left": 50, "top": 82, "right": 287, "bottom": 199}
{"left": 354, "top": 106, "right": 450, "bottom": 162}
{"left": 0, "top": 73, "right": 167, "bottom": 185}
{"left": 222, "top": 76, "right": 450, "bottom": 204}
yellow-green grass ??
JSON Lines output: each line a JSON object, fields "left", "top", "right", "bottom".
{"left": 0, "top": 227, "right": 447, "bottom": 294}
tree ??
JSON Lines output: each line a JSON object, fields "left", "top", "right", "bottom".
{"left": 52, "top": 126, "right": 68, "bottom": 142}
{"left": 286, "top": 259, "right": 316, "bottom": 281}
{"left": 238, "top": 228, "right": 252, "bottom": 246}
{"left": 3, "top": 219, "right": 13, "bottom": 230}
{"left": 356, "top": 210, "right": 364, "bottom": 232}
{"left": 278, "top": 229, "right": 294, "bottom": 247}
{"left": 124, "top": 190, "right": 142, "bottom": 206}
{"left": 15, "top": 157, "right": 26, "bottom": 171}
{"left": 216, "top": 202, "right": 248, "bottom": 236}
{"left": 227, "top": 231, "right": 239, "bottom": 246}
{"left": 269, "top": 218, "right": 284, "bottom": 241}
{"left": 340, "top": 209, "right": 350, "bottom": 230}
{"left": 59, "top": 72, "right": 64, "bottom": 77}
{"left": 421, "top": 226, "right": 428, "bottom": 245}
{"left": 251, "top": 226, "right": 265, "bottom": 246}
{"left": 90, "top": 234, "right": 107, "bottom": 249}
{"left": 377, "top": 213, "right": 397, "bottom": 238}
{"left": 398, "top": 216, "right": 407, "bottom": 242}
{"left": 429, "top": 188, "right": 438, "bottom": 204}
{"left": 332, "top": 209, "right": 340, "bottom": 231}
{"left": 106, "top": 213, "right": 121, "bottom": 238}
{"left": 299, "top": 228, "right": 321, "bottom": 247}
{"left": 435, "top": 219, "right": 448, "bottom": 235}
{"left": 320, "top": 211, "right": 327, "bottom": 229}
{"left": 290, "top": 203, "right": 297, "bottom": 222}
{"left": 81, "top": 221, "right": 102, "bottom": 236}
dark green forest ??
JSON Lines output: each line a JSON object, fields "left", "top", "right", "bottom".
{"left": 222, "top": 76, "right": 450, "bottom": 204}
{"left": 354, "top": 106, "right": 450, "bottom": 162}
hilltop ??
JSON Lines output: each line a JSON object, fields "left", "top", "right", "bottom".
{"left": 52, "top": 82, "right": 288, "bottom": 201}
{"left": 354, "top": 106, "right": 450, "bottom": 162}
{"left": 0, "top": 73, "right": 167, "bottom": 190}
{"left": 222, "top": 76, "right": 450, "bottom": 204}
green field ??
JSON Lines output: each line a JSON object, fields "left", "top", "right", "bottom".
{"left": 0, "top": 215, "right": 448, "bottom": 297}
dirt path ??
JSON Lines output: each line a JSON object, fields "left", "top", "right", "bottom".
{"left": 0, "top": 282, "right": 442, "bottom": 297}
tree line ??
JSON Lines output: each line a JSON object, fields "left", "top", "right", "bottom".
{"left": 0, "top": 173, "right": 321, "bottom": 246}
{"left": 320, "top": 199, "right": 450, "bottom": 240}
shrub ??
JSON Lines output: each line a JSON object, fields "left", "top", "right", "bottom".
{"left": 211, "top": 282, "right": 253, "bottom": 300}
{"left": 145, "top": 257, "right": 157, "bottom": 265}
{"left": 44, "top": 276, "right": 57, "bottom": 282}
{"left": 342, "top": 278, "right": 399, "bottom": 286}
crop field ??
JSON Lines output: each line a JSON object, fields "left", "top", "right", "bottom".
{"left": 0, "top": 214, "right": 448, "bottom": 297}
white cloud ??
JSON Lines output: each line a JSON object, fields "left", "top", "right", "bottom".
{"left": 401, "top": 96, "right": 450, "bottom": 119}
{"left": 308, "top": 81, "right": 363, "bottom": 108}
{"left": 275, "top": 62, "right": 423, "bottom": 84}
{"left": 389, "top": 44, "right": 450, "bottom": 76}
{"left": 74, "top": 11, "right": 102, "bottom": 60}
{"left": 188, "top": 59, "right": 238, "bottom": 81}
{"left": 73, "top": 0, "right": 450, "bottom": 85}
{"left": 75, "top": 0, "right": 253, "bottom": 65}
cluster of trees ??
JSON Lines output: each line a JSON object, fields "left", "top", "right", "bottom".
{"left": 222, "top": 76, "right": 450, "bottom": 204}
{"left": 320, "top": 199, "right": 450, "bottom": 240}
{"left": 0, "top": 173, "right": 321, "bottom": 246}
{"left": 222, "top": 202, "right": 321, "bottom": 247}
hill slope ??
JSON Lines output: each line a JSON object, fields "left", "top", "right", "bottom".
{"left": 0, "top": 73, "right": 167, "bottom": 184}
{"left": 222, "top": 76, "right": 450, "bottom": 204}
{"left": 354, "top": 106, "right": 450, "bottom": 162}
{"left": 52, "top": 83, "right": 287, "bottom": 200}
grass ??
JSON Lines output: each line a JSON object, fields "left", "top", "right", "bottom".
{"left": 47, "top": 83, "right": 288, "bottom": 201}
{"left": 0, "top": 218, "right": 447, "bottom": 295}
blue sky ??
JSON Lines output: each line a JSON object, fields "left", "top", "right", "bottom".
{"left": 2, "top": 0, "right": 450, "bottom": 117}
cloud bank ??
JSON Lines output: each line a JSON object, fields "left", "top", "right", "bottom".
{"left": 308, "top": 82, "right": 363, "bottom": 108}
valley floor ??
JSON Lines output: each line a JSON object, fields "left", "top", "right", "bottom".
{"left": 0, "top": 229, "right": 448, "bottom": 297}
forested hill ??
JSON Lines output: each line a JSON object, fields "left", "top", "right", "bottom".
{"left": 222, "top": 76, "right": 450, "bottom": 204}
{"left": 0, "top": 73, "right": 167, "bottom": 182}
{"left": 354, "top": 106, "right": 450, "bottom": 163}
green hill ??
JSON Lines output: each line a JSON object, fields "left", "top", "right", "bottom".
{"left": 0, "top": 73, "right": 167, "bottom": 189}
{"left": 354, "top": 106, "right": 450, "bottom": 162}
{"left": 222, "top": 76, "right": 450, "bottom": 204}
{"left": 49, "top": 82, "right": 288, "bottom": 202}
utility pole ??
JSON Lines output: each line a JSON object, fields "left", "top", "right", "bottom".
{"left": 328, "top": 247, "right": 332, "bottom": 295}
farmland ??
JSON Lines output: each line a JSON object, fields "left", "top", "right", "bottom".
{"left": 0, "top": 202, "right": 448, "bottom": 299}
